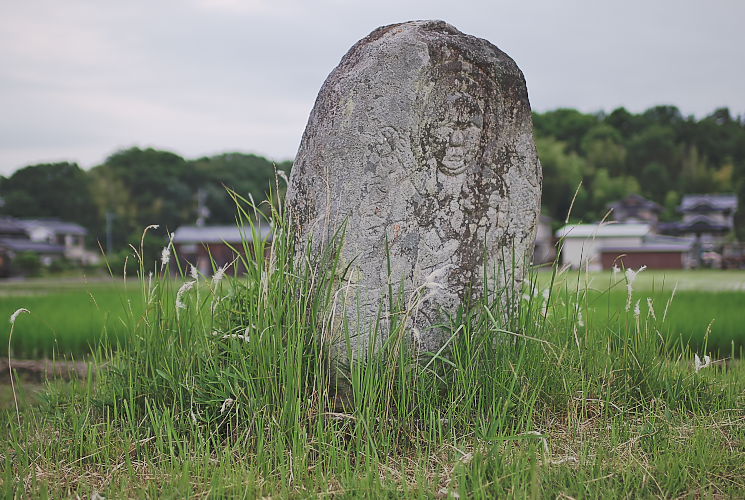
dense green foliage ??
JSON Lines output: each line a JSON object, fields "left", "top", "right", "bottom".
{"left": 1, "top": 106, "right": 743, "bottom": 259}
{"left": 0, "top": 149, "right": 291, "bottom": 255}
{"left": 534, "top": 106, "right": 745, "bottom": 233}
{"left": 0, "top": 162, "right": 99, "bottom": 230}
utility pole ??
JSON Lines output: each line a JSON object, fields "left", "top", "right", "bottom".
{"left": 196, "top": 188, "right": 210, "bottom": 227}
{"left": 105, "top": 211, "right": 114, "bottom": 255}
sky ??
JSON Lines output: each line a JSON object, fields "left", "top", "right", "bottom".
{"left": 1, "top": 0, "right": 744, "bottom": 175}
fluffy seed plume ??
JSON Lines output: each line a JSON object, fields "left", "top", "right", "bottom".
{"left": 220, "top": 398, "right": 235, "bottom": 414}
{"left": 189, "top": 264, "right": 199, "bottom": 280}
{"left": 160, "top": 232, "right": 174, "bottom": 270}
{"left": 576, "top": 304, "right": 585, "bottom": 327}
{"left": 646, "top": 297, "right": 657, "bottom": 320}
{"left": 9, "top": 308, "right": 29, "bottom": 324}
{"left": 276, "top": 169, "right": 289, "bottom": 186}
{"left": 694, "top": 353, "right": 713, "bottom": 372}
{"left": 222, "top": 334, "right": 249, "bottom": 342}
{"left": 175, "top": 280, "right": 196, "bottom": 309}
{"left": 633, "top": 299, "right": 641, "bottom": 319}
{"left": 625, "top": 265, "right": 647, "bottom": 311}
{"left": 212, "top": 266, "right": 226, "bottom": 285}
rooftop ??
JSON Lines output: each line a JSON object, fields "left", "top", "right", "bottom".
{"left": 0, "top": 217, "right": 27, "bottom": 235}
{"left": 17, "top": 218, "right": 87, "bottom": 235}
{"left": 608, "top": 194, "right": 662, "bottom": 212}
{"left": 0, "top": 238, "right": 65, "bottom": 254}
{"left": 173, "top": 224, "right": 272, "bottom": 244}
{"left": 680, "top": 194, "right": 737, "bottom": 212}
{"left": 555, "top": 223, "right": 651, "bottom": 239}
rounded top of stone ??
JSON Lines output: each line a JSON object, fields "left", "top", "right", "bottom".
{"left": 338, "top": 19, "right": 521, "bottom": 83}
{"left": 361, "top": 19, "right": 482, "bottom": 44}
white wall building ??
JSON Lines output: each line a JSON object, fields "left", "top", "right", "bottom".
{"left": 555, "top": 223, "right": 651, "bottom": 271}
{"left": 18, "top": 219, "right": 99, "bottom": 265}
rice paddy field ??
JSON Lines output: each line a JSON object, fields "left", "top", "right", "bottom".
{"left": 1, "top": 247, "right": 744, "bottom": 498}
{"left": 540, "top": 269, "right": 745, "bottom": 355}
{"left": 1, "top": 270, "right": 742, "bottom": 360}
{"left": 0, "top": 278, "right": 142, "bottom": 359}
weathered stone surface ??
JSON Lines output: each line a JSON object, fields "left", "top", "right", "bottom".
{"left": 287, "top": 20, "right": 542, "bottom": 355}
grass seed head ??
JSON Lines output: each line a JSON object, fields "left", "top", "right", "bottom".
{"left": 9, "top": 308, "right": 30, "bottom": 324}
{"left": 220, "top": 398, "right": 235, "bottom": 414}
{"left": 212, "top": 266, "right": 226, "bottom": 285}
{"left": 175, "top": 280, "right": 197, "bottom": 309}
{"left": 694, "top": 353, "right": 713, "bottom": 372}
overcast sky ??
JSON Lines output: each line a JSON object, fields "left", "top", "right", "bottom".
{"left": 1, "top": 0, "right": 743, "bottom": 175}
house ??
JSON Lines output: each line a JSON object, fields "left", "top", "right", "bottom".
{"left": 0, "top": 217, "right": 28, "bottom": 239}
{"left": 555, "top": 223, "right": 651, "bottom": 270}
{"left": 555, "top": 223, "right": 695, "bottom": 270}
{"left": 599, "top": 235, "right": 695, "bottom": 270}
{"left": 0, "top": 218, "right": 65, "bottom": 276}
{"left": 658, "top": 194, "right": 738, "bottom": 250}
{"left": 172, "top": 224, "right": 272, "bottom": 275}
{"left": 0, "top": 239, "right": 65, "bottom": 272}
{"left": 17, "top": 218, "right": 98, "bottom": 264}
{"left": 608, "top": 194, "right": 663, "bottom": 226}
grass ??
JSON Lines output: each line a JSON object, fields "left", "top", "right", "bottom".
{"left": 1, "top": 198, "right": 744, "bottom": 497}
{"left": 0, "top": 270, "right": 741, "bottom": 361}
{"left": 0, "top": 279, "right": 142, "bottom": 359}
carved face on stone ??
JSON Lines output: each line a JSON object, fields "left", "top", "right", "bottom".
{"left": 415, "top": 72, "right": 488, "bottom": 178}
{"left": 436, "top": 93, "right": 484, "bottom": 175}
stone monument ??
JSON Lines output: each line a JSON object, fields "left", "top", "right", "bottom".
{"left": 286, "top": 20, "right": 542, "bottom": 356}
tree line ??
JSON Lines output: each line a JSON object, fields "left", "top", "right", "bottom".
{"left": 534, "top": 106, "right": 745, "bottom": 236}
{"left": 0, "top": 149, "right": 291, "bottom": 269}
{"left": 1, "top": 105, "right": 743, "bottom": 264}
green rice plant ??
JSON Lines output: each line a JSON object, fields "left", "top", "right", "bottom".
{"left": 0, "top": 281, "right": 142, "bottom": 358}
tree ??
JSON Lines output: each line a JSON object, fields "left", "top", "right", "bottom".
{"left": 581, "top": 124, "right": 627, "bottom": 176}
{"left": 0, "top": 162, "right": 99, "bottom": 231}
{"left": 534, "top": 137, "right": 585, "bottom": 222}
{"left": 532, "top": 109, "right": 598, "bottom": 153}
{"left": 190, "top": 153, "right": 291, "bottom": 223}
{"left": 91, "top": 148, "right": 195, "bottom": 243}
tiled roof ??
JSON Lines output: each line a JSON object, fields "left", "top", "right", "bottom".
{"left": 0, "top": 238, "right": 65, "bottom": 253}
{"left": 680, "top": 194, "right": 737, "bottom": 212}
{"left": 0, "top": 217, "right": 27, "bottom": 235}
{"left": 173, "top": 225, "right": 272, "bottom": 244}
{"left": 17, "top": 218, "right": 87, "bottom": 235}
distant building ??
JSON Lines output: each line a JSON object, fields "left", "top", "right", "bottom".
{"left": 0, "top": 239, "right": 65, "bottom": 271}
{"left": 658, "top": 194, "right": 738, "bottom": 250}
{"left": 533, "top": 215, "right": 556, "bottom": 266}
{"left": 0, "top": 218, "right": 65, "bottom": 276}
{"left": 599, "top": 234, "right": 695, "bottom": 270}
{"left": 556, "top": 223, "right": 651, "bottom": 270}
{"left": 555, "top": 223, "right": 694, "bottom": 270}
{"left": 608, "top": 194, "right": 663, "bottom": 226}
{"left": 0, "top": 217, "right": 28, "bottom": 239}
{"left": 17, "top": 219, "right": 98, "bottom": 264}
{"left": 172, "top": 224, "right": 272, "bottom": 275}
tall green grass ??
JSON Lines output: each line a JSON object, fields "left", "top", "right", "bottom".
{"left": 2, "top": 195, "right": 743, "bottom": 497}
